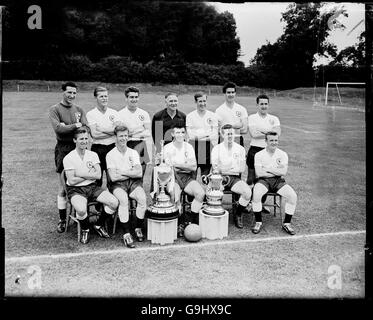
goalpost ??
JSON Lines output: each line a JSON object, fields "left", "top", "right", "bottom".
{"left": 325, "top": 82, "right": 365, "bottom": 106}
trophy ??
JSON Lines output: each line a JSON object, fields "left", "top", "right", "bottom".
{"left": 201, "top": 166, "right": 230, "bottom": 216}
{"left": 146, "top": 140, "right": 179, "bottom": 220}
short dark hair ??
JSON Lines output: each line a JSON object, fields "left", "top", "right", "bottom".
{"left": 256, "top": 94, "right": 269, "bottom": 104}
{"left": 125, "top": 86, "right": 140, "bottom": 97}
{"left": 170, "top": 121, "right": 186, "bottom": 131}
{"left": 114, "top": 125, "right": 129, "bottom": 136}
{"left": 165, "top": 92, "right": 178, "bottom": 99}
{"left": 221, "top": 124, "right": 233, "bottom": 132}
{"left": 265, "top": 131, "right": 278, "bottom": 140}
{"left": 93, "top": 86, "right": 108, "bottom": 97}
{"left": 62, "top": 81, "right": 77, "bottom": 91}
{"left": 222, "top": 82, "right": 236, "bottom": 93}
{"left": 194, "top": 91, "right": 207, "bottom": 102}
{"left": 73, "top": 126, "right": 90, "bottom": 139}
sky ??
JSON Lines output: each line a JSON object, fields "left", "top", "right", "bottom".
{"left": 209, "top": 2, "right": 365, "bottom": 66}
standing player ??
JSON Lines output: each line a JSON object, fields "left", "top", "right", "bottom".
{"left": 49, "top": 81, "right": 88, "bottom": 233}
{"left": 151, "top": 92, "right": 186, "bottom": 154}
{"left": 86, "top": 87, "right": 122, "bottom": 187}
{"left": 211, "top": 124, "right": 252, "bottom": 229}
{"left": 163, "top": 124, "right": 205, "bottom": 234}
{"left": 215, "top": 82, "right": 248, "bottom": 147}
{"left": 63, "top": 127, "right": 119, "bottom": 244}
{"left": 106, "top": 125, "right": 147, "bottom": 248}
{"left": 251, "top": 132, "right": 297, "bottom": 235}
{"left": 186, "top": 91, "right": 220, "bottom": 178}
{"left": 247, "top": 94, "right": 281, "bottom": 213}
{"left": 118, "top": 86, "right": 151, "bottom": 177}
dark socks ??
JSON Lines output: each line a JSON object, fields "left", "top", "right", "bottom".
{"left": 59, "top": 209, "right": 66, "bottom": 221}
{"left": 80, "top": 216, "right": 90, "bottom": 230}
{"left": 121, "top": 222, "right": 131, "bottom": 234}
{"left": 236, "top": 204, "right": 246, "bottom": 216}
{"left": 254, "top": 211, "right": 262, "bottom": 222}
{"left": 283, "top": 214, "right": 292, "bottom": 224}
{"left": 136, "top": 217, "right": 145, "bottom": 229}
{"left": 97, "top": 212, "right": 109, "bottom": 226}
{"left": 191, "top": 211, "right": 199, "bottom": 224}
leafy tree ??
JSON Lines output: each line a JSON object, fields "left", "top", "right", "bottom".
{"left": 250, "top": 3, "right": 346, "bottom": 89}
{"left": 330, "top": 31, "right": 365, "bottom": 67}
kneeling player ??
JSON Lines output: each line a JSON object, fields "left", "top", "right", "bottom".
{"left": 63, "top": 127, "right": 119, "bottom": 244}
{"left": 211, "top": 124, "right": 251, "bottom": 229}
{"left": 106, "top": 125, "right": 147, "bottom": 248}
{"left": 163, "top": 123, "right": 205, "bottom": 235}
{"left": 251, "top": 131, "right": 297, "bottom": 235}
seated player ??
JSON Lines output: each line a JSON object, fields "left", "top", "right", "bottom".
{"left": 63, "top": 127, "right": 119, "bottom": 244}
{"left": 251, "top": 131, "right": 297, "bottom": 235}
{"left": 106, "top": 125, "right": 147, "bottom": 248}
{"left": 211, "top": 124, "right": 252, "bottom": 229}
{"left": 163, "top": 123, "right": 205, "bottom": 235}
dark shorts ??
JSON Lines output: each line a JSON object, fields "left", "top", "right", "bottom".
{"left": 223, "top": 175, "right": 242, "bottom": 191}
{"left": 55, "top": 141, "right": 75, "bottom": 173}
{"left": 257, "top": 176, "right": 286, "bottom": 193}
{"left": 174, "top": 171, "right": 195, "bottom": 191}
{"left": 66, "top": 182, "right": 105, "bottom": 201}
{"left": 111, "top": 178, "right": 143, "bottom": 195}
{"left": 91, "top": 143, "right": 115, "bottom": 172}
{"left": 127, "top": 140, "right": 150, "bottom": 165}
{"left": 246, "top": 146, "right": 264, "bottom": 185}
{"left": 246, "top": 146, "right": 264, "bottom": 168}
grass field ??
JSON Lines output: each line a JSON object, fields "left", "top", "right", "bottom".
{"left": 2, "top": 88, "right": 366, "bottom": 298}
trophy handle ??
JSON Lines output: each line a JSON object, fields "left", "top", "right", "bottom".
{"left": 222, "top": 175, "right": 230, "bottom": 186}
{"left": 201, "top": 173, "right": 212, "bottom": 185}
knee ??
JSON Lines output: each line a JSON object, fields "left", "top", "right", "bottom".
{"left": 289, "top": 191, "right": 297, "bottom": 204}
{"left": 195, "top": 189, "right": 205, "bottom": 202}
{"left": 242, "top": 187, "right": 251, "bottom": 201}
{"left": 75, "top": 208, "right": 87, "bottom": 218}
{"left": 109, "top": 197, "right": 119, "bottom": 210}
{"left": 136, "top": 193, "right": 147, "bottom": 207}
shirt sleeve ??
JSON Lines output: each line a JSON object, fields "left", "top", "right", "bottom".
{"left": 63, "top": 154, "right": 75, "bottom": 171}
{"left": 86, "top": 110, "right": 97, "bottom": 126}
{"left": 79, "top": 107, "right": 89, "bottom": 126}
{"left": 106, "top": 151, "right": 115, "bottom": 170}
{"left": 273, "top": 116, "right": 280, "bottom": 126}
{"left": 132, "top": 150, "right": 141, "bottom": 165}
{"left": 92, "top": 152, "right": 100, "bottom": 165}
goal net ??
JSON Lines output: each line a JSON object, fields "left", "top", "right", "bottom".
{"left": 324, "top": 82, "right": 365, "bottom": 110}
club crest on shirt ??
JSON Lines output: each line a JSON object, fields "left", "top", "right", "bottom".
{"left": 109, "top": 115, "right": 115, "bottom": 122}
{"left": 206, "top": 118, "right": 213, "bottom": 125}
{"left": 139, "top": 114, "right": 145, "bottom": 121}
{"left": 276, "top": 158, "right": 282, "bottom": 165}
{"left": 86, "top": 161, "right": 94, "bottom": 171}
{"left": 235, "top": 111, "right": 241, "bottom": 117}
{"left": 74, "top": 112, "right": 81, "bottom": 122}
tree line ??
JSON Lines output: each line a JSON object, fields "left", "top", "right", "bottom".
{"left": 2, "top": 1, "right": 365, "bottom": 89}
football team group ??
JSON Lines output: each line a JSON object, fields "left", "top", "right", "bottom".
{"left": 49, "top": 81, "right": 298, "bottom": 247}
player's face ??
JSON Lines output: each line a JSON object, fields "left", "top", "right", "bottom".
{"left": 257, "top": 98, "right": 269, "bottom": 115}
{"left": 96, "top": 91, "right": 108, "bottom": 109}
{"left": 225, "top": 88, "right": 236, "bottom": 103}
{"left": 116, "top": 130, "right": 129, "bottom": 147}
{"left": 196, "top": 95, "right": 207, "bottom": 112}
{"left": 63, "top": 86, "right": 77, "bottom": 106}
{"left": 222, "top": 128, "right": 234, "bottom": 144}
{"left": 266, "top": 134, "right": 279, "bottom": 151}
{"left": 166, "top": 95, "right": 178, "bottom": 112}
{"left": 172, "top": 128, "right": 185, "bottom": 142}
{"left": 74, "top": 132, "right": 89, "bottom": 150}
{"left": 127, "top": 92, "right": 139, "bottom": 108}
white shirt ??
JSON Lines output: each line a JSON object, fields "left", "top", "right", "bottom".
{"left": 63, "top": 149, "right": 100, "bottom": 186}
{"left": 86, "top": 107, "right": 120, "bottom": 145}
{"left": 248, "top": 112, "right": 280, "bottom": 148}
{"left": 118, "top": 107, "right": 151, "bottom": 141}
{"left": 215, "top": 102, "right": 248, "bottom": 127}
{"left": 254, "top": 147, "right": 288, "bottom": 178}
{"left": 186, "top": 110, "right": 220, "bottom": 146}
{"left": 163, "top": 141, "right": 196, "bottom": 172}
{"left": 211, "top": 142, "right": 246, "bottom": 176}
{"left": 106, "top": 146, "right": 141, "bottom": 174}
